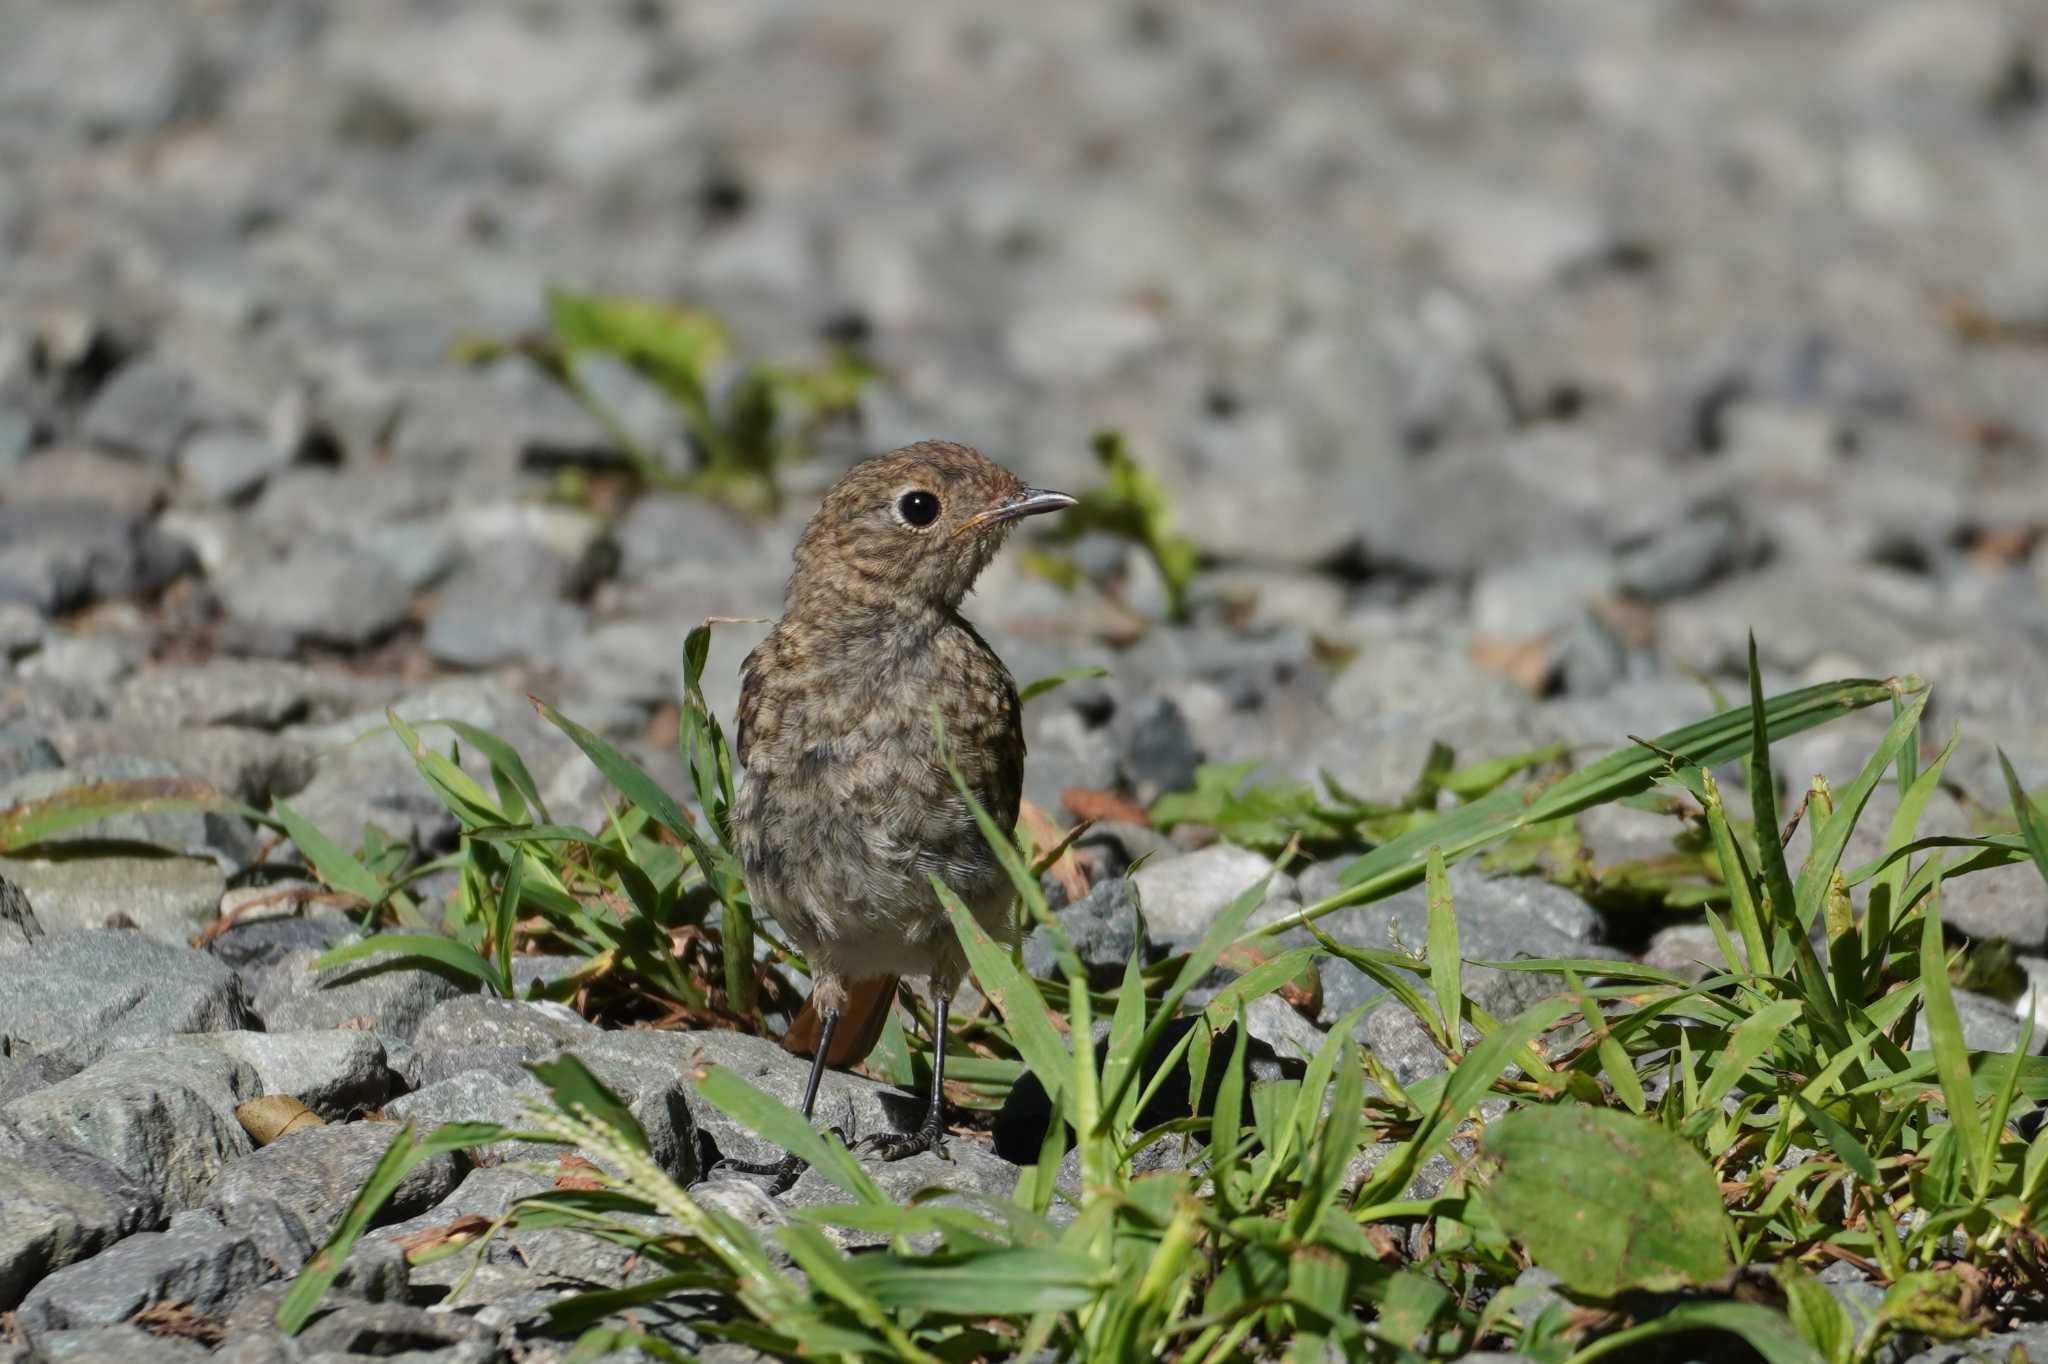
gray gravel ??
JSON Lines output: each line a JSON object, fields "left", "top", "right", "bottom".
{"left": 4, "top": 0, "right": 2048, "bottom": 1346}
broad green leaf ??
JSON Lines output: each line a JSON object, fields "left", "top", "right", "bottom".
{"left": 1481, "top": 1106, "right": 1732, "bottom": 1296}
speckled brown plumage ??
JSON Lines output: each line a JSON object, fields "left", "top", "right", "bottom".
{"left": 727, "top": 440, "right": 1072, "bottom": 1183}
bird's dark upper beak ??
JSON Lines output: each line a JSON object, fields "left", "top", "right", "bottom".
{"left": 952, "top": 487, "right": 1078, "bottom": 537}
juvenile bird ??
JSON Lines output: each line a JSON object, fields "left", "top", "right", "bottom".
{"left": 729, "top": 441, "right": 1074, "bottom": 1191}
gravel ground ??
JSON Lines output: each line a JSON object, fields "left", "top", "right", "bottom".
{"left": 3, "top": 2, "right": 2047, "bottom": 1361}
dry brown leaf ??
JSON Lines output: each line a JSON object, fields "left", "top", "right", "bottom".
{"left": 128, "top": 1300, "right": 225, "bottom": 1347}
{"left": 234, "top": 1095, "right": 324, "bottom": 1146}
{"left": 392, "top": 1213, "right": 494, "bottom": 1260}
{"left": 1470, "top": 636, "right": 1556, "bottom": 695}
{"left": 1017, "top": 798, "right": 1089, "bottom": 902}
{"left": 554, "top": 1153, "right": 608, "bottom": 1191}
{"left": 1061, "top": 786, "right": 1150, "bottom": 827}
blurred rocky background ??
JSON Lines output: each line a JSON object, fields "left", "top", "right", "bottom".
{"left": 4, "top": 1, "right": 2048, "bottom": 1356}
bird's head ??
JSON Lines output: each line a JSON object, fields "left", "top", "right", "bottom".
{"left": 789, "top": 441, "right": 1075, "bottom": 614}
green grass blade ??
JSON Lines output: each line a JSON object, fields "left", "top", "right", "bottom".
{"left": 1920, "top": 892, "right": 1989, "bottom": 1195}
{"left": 273, "top": 799, "right": 388, "bottom": 906}
{"left": 693, "top": 1066, "right": 888, "bottom": 1206}
{"left": 1997, "top": 747, "right": 2048, "bottom": 894}
{"left": 415, "top": 718, "right": 551, "bottom": 825}
{"left": 277, "top": 1120, "right": 507, "bottom": 1332}
{"left": 0, "top": 777, "right": 260, "bottom": 853}
{"left": 938, "top": 878, "right": 1072, "bottom": 1108}
{"left": 316, "top": 933, "right": 500, "bottom": 992}
{"left": 1793, "top": 690, "right": 1926, "bottom": 926}
{"left": 1424, "top": 846, "right": 1461, "bottom": 1046}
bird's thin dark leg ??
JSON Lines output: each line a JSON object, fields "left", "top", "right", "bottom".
{"left": 861, "top": 988, "right": 950, "bottom": 1162}
{"left": 718, "top": 1008, "right": 838, "bottom": 1195}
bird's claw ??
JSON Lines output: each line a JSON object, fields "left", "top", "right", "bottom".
{"left": 709, "top": 1124, "right": 852, "bottom": 1198}
{"left": 857, "top": 1120, "right": 950, "bottom": 1164}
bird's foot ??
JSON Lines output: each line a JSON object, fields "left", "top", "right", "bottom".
{"left": 715, "top": 1149, "right": 808, "bottom": 1196}
{"left": 857, "top": 1116, "right": 950, "bottom": 1164}
{"left": 713, "top": 1122, "right": 851, "bottom": 1197}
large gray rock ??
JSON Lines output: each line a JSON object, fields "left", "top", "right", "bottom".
{"left": 0, "top": 1119, "right": 164, "bottom": 1309}
{"left": 0, "top": 1045, "right": 261, "bottom": 1210}
{"left": 146, "top": 1030, "right": 391, "bottom": 1121}
{"left": 585, "top": 1029, "right": 920, "bottom": 1173}
{"left": 0, "top": 931, "right": 252, "bottom": 1067}
{"left": 289, "top": 1299, "right": 497, "bottom": 1360}
{"left": 1129, "top": 845, "right": 1297, "bottom": 947}
{"left": 15, "top": 1211, "right": 269, "bottom": 1341}
{"left": 208, "top": 1121, "right": 462, "bottom": 1272}
{"left": 1022, "top": 877, "right": 1150, "bottom": 986}
{"left": 407, "top": 995, "right": 602, "bottom": 1088}
{"left": 0, "top": 855, "right": 225, "bottom": 944}
{"left": 79, "top": 358, "right": 197, "bottom": 464}
{"left": 113, "top": 660, "right": 395, "bottom": 732}
{"left": 32, "top": 1325, "right": 213, "bottom": 1363}
{"left": 251, "top": 946, "right": 467, "bottom": 1042}
{"left": 1297, "top": 862, "right": 1614, "bottom": 1025}
{"left": 213, "top": 543, "right": 412, "bottom": 651}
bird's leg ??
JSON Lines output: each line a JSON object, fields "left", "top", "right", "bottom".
{"left": 717, "top": 1007, "right": 838, "bottom": 1195}
{"left": 861, "top": 986, "right": 950, "bottom": 1162}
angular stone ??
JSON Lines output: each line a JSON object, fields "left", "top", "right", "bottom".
{"left": 209, "top": 1122, "right": 462, "bottom": 1272}
{"left": 113, "top": 660, "right": 394, "bottom": 732}
{"left": 0, "top": 873, "right": 41, "bottom": 958}
{"left": 1, "top": 1045, "right": 260, "bottom": 1210}
{"left": 156, "top": 1030, "right": 391, "bottom": 1121}
{"left": 407, "top": 996, "right": 601, "bottom": 1088}
{"left": 213, "top": 543, "right": 412, "bottom": 650}
{"left": 251, "top": 947, "right": 466, "bottom": 1042}
{"left": 589, "top": 1029, "right": 919, "bottom": 1173}
{"left": 1022, "top": 877, "right": 1150, "bottom": 987}
{"left": 285, "top": 1299, "right": 497, "bottom": 1359}
{"left": 1130, "top": 845, "right": 1297, "bottom": 947}
{"left": 80, "top": 360, "right": 197, "bottom": 464}
{"left": 16, "top": 1210, "right": 268, "bottom": 1340}
{"left": 0, "top": 931, "right": 252, "bottom": 1067}
{"left": 177, "top": 427, "right": 291, "bottom": 503}
{"left": 0, "top": 855, "right": 225, "bottom": 944}
{"left": 32, "top": 1325, "right": 212, "bottom": 1363}
{"left": 0, "top": 1120, "right": 164, "bottom": 1310}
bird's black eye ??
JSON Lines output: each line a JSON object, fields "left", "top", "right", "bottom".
{"left": 897, "top": 489, "right": 941, "bottom": 528}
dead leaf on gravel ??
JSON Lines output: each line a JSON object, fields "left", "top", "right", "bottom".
{"left": 1061, "top": 786, "right": 1150, "bottom": 827}
{"left": 554, "top": 1153, "right": 608, "bottom": 1191}
{"left": 235, "top": 1095, "right": 324, "bottom": 1145}
{"left": 392, "top": 1214, "right": 495, "bottom": 1261}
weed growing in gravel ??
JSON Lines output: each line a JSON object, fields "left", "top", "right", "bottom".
{"left": 180, "top": 621, "right": 2042, "bottom": 1361}
{"left": 455, "top": 289, "right": 875, "bottom": 513}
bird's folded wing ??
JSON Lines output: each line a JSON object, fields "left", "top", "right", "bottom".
{"left": 781, "top": 975, "right": 900, "bottom": 1066}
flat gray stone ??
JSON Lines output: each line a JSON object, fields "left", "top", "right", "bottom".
{"left": 290, "top": 1299, "right": 496, "bottom": 1359}
{"left": 16, "top": 1210, "right": 268, "bottom": 1341}
{"left": 113, "top": 660, "right": 394, "bottom": 732}
{"left": 214, "top": 543, "right": 412, "bottom": 650}
{"left": 0, "top": 856, "right": 225, "bottom": 944}
{"left": 252, "top": 946, "right": 466, "bottom": 1042}
{"left": 1, "top": 1045, "right": 261, "bottom": 1210}
{"left": 149, "top": 1030, "right": 391, "bottom": 1121}
{"left": 177, "top": 427, "right": 291, "bottom": 502}
{"left": 407, "top": 995, "right": 601, "bottom": 1088}
{"left": 34, "top": 1325, "right": 212, "bottom": 1363}
{"left": 608, "top": 1029, "right": 919, "bottom": 1172}
{"left": 1130, "top": 845, "right": 1298, "bottom": 947}
{"left": 80, "top": 360, "right": 197, "bottom": 464}
{"left": 0, "top": 930, "right": 253, "bottom": 1067}
{"left": 209, "top": 1121, "right": 462, "bottom": 1272}
{"left": 0, "top": 1119, "right": 164, "bottom": 1310}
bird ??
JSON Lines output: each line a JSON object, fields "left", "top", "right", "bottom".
{"left": 726, "top": 440, "right": 1074, "bottom": 1191}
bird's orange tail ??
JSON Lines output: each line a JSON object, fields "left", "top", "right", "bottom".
{"left": 781, "top": 976, "right": 899, "bottom": 1066}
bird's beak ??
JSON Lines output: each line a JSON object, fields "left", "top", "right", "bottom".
{"left": 951, "top": 487, "right": 1078, "bottom": 537}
